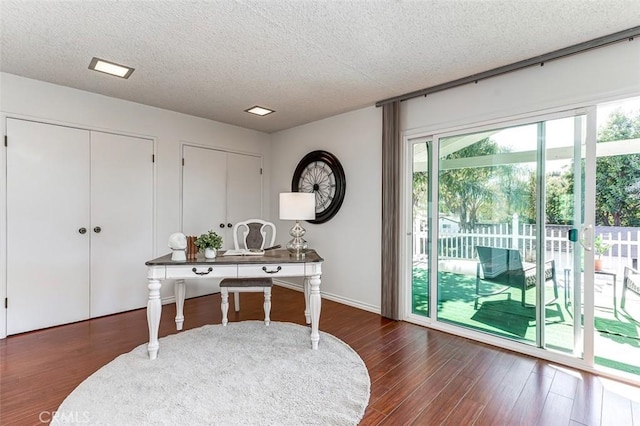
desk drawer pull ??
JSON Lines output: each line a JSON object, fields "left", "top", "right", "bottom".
{"left": 192, "top": 267, "right": 213, "bottom": 276}
{"left": 262, "top": 266, "right": 282, "bottom": 274}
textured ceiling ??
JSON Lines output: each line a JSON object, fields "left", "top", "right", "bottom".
{"left": 1, "top": 1, "right": 639, "bottom": 134}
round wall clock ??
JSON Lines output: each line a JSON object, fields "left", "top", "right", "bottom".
{"left": 291, "top": 150, "right": 346, "bottom": 224}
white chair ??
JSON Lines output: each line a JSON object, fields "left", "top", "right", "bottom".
{"left": 220, "top": 219, "right": 276, "bottom": 326}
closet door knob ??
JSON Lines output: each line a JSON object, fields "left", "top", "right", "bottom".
{"left": 78, "top": 227, "right": 87, "bottom": 234}
{"left": 219, "top": 223, "right": 225, "bottom": 228}
{"left": 94, "top": 226, "right": 102, "bottom": 233}
{"left": 227, "top": 223, "right": 233, "bottom": 228}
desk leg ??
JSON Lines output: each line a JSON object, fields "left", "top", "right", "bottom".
{"left": 303, "top": 277, "right": 311, "bottom": 324}
{"left": 174, "top": 279, "right": 185, "bottom": 331}
{"left": 147, "top": 279, "right": 162, "bottom": 360}
{"left": 309, "top": 274, "right": 322, "bottom": 350}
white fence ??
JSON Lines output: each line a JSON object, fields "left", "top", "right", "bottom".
{"left": 414, "top": 220, "right": 640, "bottom": 273}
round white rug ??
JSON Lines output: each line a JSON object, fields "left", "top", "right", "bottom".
{"left": 52, "top": 321, "right": 370, "bottom": 425}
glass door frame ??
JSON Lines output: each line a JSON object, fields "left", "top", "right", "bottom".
{"left": 402, "top": 107, "right": 597, "bottom": 370}
{"left": 401, "top": 136, "right": 433, "bottom": 321}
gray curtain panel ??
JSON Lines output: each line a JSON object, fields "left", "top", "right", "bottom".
{"left": 381, "top": 101, "right": 401, "bottom": 320}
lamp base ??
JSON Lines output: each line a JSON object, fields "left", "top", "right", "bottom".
{"left": 287, "top": 220, "right": 308, "bottom": 258}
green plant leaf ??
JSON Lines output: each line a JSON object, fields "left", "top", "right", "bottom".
{"left": 194, "top": 230, "right": 223, "bottom": 251}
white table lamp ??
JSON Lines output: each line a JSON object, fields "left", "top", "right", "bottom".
{"left": 279, "top": 192, "right": 316, "bottom": 257}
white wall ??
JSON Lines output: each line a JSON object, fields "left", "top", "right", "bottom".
{"left": 0, "top": 73, "right": 271, "bottom": 337}
{"left": 403, "top": 39, "right": 640, "bottom": 134}
{"left": 270, "top": 107, "right": 382, "bottom": 312}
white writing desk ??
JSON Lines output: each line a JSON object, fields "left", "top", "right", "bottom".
{"left": 145, "top": 249, "right": 323, "bottom": 359}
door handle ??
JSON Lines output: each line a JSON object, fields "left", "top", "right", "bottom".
{"left": 579, "top": 224, "right": 593, "bottom": 251}
{"left": 78, "top": 227, "right": 87, "bottom": 234}
{"left": 93, "top": 226, "right": 102, "bottom": 233}
{"left": 219, "top": 223, "right": 225, "bottom": 229}
{"left": 227, "top": 223, "right": 233, "bottom": 228}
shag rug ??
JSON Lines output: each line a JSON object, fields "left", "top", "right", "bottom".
{"left": 52, "top": 321, "right": 370, "bottom": 426}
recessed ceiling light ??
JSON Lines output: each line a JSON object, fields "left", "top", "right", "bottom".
{"left": 245, "top": 106, "right": 275, "bottom": 116}
{"left": 89, "top": 57, "right": 134, "bottom": 79}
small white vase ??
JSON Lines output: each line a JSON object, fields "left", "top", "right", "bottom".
{"left": 204, "top": 248, "right": 217, "bottom": 259}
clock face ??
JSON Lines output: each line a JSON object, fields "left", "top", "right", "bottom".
{"left": 291, "top": 150, "right": 346, "bottom": 224}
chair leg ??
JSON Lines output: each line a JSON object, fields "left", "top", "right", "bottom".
{"left": 221, "top": 288, "right": 229, "bottom": 326}
{"left": 234, "top": 291, "right": 240, "bottom": 312}
{"left": 264, "top": 287, "right": 271, "bottom": 326}
{"left": 474, "top": 267, "right": 481, "bottom": 310}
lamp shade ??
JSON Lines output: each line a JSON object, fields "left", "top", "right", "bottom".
{"left": 279, "top": 192, "right": 316, "bottom": 220}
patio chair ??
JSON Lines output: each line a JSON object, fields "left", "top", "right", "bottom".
{"left": 622, "top": 266, "right": 640, "bottom": 310}
{"left": 475, "top": 246, "right": 558, "bottom": 307}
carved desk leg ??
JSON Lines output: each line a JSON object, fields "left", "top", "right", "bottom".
{"left": 221, "top": 288, "right": 229, "bottom": 326}
{"left": 264, "top": 287, "right": 272, "bottom": 326}
{"left": 174, "top": 279, "right": 185, "bottom": 331}
{"left": 303, "top": 277, "right": 311, "bottom": 324}
{"left": 309, "top": 274, "right": 322, "bottom": 349}
{"left": 147, "top": 278, "right": 162, "bottom": 360}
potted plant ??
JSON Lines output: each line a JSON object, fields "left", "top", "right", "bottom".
{"left": 594, "top": 235, "right": 611, "bottom": 271}
{"left": 194, "top": 230, "right": 223, "bottom": 259}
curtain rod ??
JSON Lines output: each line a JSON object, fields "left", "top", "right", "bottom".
{"left": 376, "top": 26, "right": 640, "bottom": 107}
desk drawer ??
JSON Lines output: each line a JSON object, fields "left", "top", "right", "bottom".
{"left": 238, "top": 263, "right": 305, "bottom": 278}
{"left": 166, "top": 264, "right": 237, "bottom": 279}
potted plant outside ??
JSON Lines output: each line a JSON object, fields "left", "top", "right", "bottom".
{"left": 594, "top": 235, "right": 611, "bottom": 272}
{"left": 195, "top": 230, "right": 223, "bottom": 259}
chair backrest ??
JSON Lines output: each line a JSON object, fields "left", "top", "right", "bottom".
{"left": 624, "top": 266, "right": 640, "bottom": 296}
{"left": 476, "top": 246, "right": 524, "bottom": 278}
{"left": 232, "top": 219, "right": 276, "bottom": 250}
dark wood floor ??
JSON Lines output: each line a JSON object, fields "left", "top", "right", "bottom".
{"left": 2, "top": 286, "right": 640, "bottom": 425}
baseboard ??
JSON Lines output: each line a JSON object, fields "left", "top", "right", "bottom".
{"left": 273, "top": 279, "right": 381, "bottom": 315}
{"left": 162, "top": 296, "right": 177, "bottom": 305}
{"left": 160, "top": 281, "right": 381, "bottom": 316}
{"left": 161, "top": 292, "right": 218, "bottom": 306}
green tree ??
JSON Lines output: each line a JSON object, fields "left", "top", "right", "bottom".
{"left": 545, "top": 169, "right": 574, "bottom": 225}
{"left": 493, "top": 164, "right": 534, "bottom": 224}
{"left": 439, "top": 138, "right": 500, "bottom": 231}
{"left": 596, "top": 110, "right": 640, "bottom": 226}
{"left": 412, "top": 170, "right": 428, "bottom": 219}
{"left": 524, "top": 172, "right": 537, "bottom": 224}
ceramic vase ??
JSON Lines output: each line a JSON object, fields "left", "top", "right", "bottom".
{"left": 204, "top": 248, "right": 217, "bottom": 259}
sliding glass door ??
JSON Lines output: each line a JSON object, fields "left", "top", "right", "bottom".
{"left": 409, "top": 97, "right": 640, "bottom": 381}
{"left": 408, "top": 110, "right": 593, "bottom": 359}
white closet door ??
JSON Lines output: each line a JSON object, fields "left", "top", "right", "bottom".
{"left": 226, "top": 152, "right": 263, "bottom": 226}
{"left": 90, "top": 132, "right": 154, "bottom": 317}
{"left": 182, "top": 146, "right": 227, "bottom": 240}
{"left": 6, "top": 119, "right": 90, "bottom": 334}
